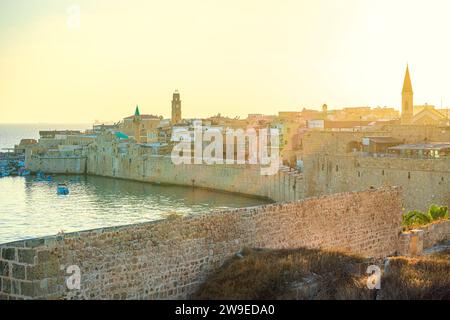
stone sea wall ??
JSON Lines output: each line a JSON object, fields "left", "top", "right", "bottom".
{"left": 87, "top": 143, "right": 306, "bottom": 203}
{"left": 25, "top": 135, "right": 449, "bottom": 211}
{"left": 26, "top": 156, "right": 87, "bottom": 175}
{"left": 0, "top": 187, "right": 402, "bottom": 300}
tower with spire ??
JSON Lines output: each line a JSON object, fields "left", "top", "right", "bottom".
{"left": 401, "top": 65, "right": 414, "bottom": 125}
{"left": 171, "top": 90, "right": 182, "bottom": 125}
{"left": 133, "top": 105, "right": 142, "bottom": 143}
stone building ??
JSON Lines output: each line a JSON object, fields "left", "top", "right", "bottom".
{"left": 120, "top": 106, "right": 162, "bottom": 143}
{"left": 412, "top": 104, "right": 449, "bottom": 126}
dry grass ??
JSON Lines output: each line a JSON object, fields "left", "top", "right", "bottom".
{"left": 194, "top": 247, "right": 450, "bottom": 300}
{"left": 194, "top": 248, "right": 375, "bottom": 300}
{"left": 379, "top": 252, "right": 450, "bottom": 300}
{"left": 429, "top": 247, "right": 450, "bottom": 260}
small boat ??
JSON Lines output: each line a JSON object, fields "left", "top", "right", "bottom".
{"left": 57, "top": 184, "right": 69, "bottom": 195}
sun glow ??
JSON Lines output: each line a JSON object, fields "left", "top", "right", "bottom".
{"left": 1, "top": 0, "right": 450, "bottom": 123}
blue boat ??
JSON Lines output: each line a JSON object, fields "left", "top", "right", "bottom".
{"left": 57, "top": 184, "right": 69, "bottom": 195}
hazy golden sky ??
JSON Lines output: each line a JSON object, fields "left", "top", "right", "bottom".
{"left": 1, "top": 0, "right": 450, "bottom": 123}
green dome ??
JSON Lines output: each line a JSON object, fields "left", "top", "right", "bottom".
{"left": 115, "top": 132, "right": 129, "bottom": 139}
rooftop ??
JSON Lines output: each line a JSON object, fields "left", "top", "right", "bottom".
{"left": 123, "top": 114, "right": 161, "bottom": 120}
{"left": 364, "top": 136, "right": 402, "bottom": 144}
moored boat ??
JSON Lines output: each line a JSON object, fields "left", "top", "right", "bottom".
{"left": 57, "top": 183, "right": 69, "bottom": 195}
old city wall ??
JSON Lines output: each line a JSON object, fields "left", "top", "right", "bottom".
{"left": 303, "top": 154, "right": 450, "bottom": 212}
{"left": 301, "top": 126, "right": 450, "bottom": 156}
{"left": 26, "top": 156, "right": 87, "bottom": 174}
{"left": 86, "top": 145, "right": 306, "bottom": 203}
{"left": 0, "top": 187, "right": 402, "bottom": 300}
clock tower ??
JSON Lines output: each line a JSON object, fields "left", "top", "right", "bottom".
{"left": 171, "top": 90, "right": 182, "bottom": 125}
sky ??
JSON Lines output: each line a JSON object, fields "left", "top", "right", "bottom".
{"left": 1, "top": 0, "right": 450, "bottom": 124}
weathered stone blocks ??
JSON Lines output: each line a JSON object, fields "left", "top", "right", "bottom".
{"left": 2, "top": 248, "right": 16, "bottom": 261}
{"left": 18, "top": 249, "right": 36, "bottom": 264}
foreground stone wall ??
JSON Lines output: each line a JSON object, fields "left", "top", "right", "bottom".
{"left": 422, "top": 219, "right": 450, "bottom": 249}
{"left": 0, "top": 187, "right": 402, "bottom": 300}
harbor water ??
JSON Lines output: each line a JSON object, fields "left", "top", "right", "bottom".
{"left": 0, "top": 175, "right": 271, "bottom": 244}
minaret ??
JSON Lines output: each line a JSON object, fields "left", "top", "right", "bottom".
{"left": 171, "top": 90, "right": 182, "bottom": 125}
{"left": 133, "top": 105, "right": 142, "bottom": 143}
{"left": 401, "top": 65, "right": 414, "bottom": 125}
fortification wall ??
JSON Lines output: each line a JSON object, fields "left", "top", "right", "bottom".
{"left": 304, "top": 154, "right": 450, "bottom": 212}
{"left": 301, "top": 126, "right": 450, "bottom": 156}
{"left": 0, "top": 187, "right": 402, "bottom": 300}
{"left": 26, "top": 156, "right": 87, "bottom": 174}
{"left": 87, "top": 146, "right": 306, "bottom": 203}
{"left": 26, "top": 133, "right": 449, "bottom": 211}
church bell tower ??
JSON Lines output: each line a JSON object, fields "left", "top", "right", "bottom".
{"left": 401, "top": 65, "right": 414, "bottom": 125}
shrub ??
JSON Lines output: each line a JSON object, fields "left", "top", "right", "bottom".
{"left": 402, "top": 205, "right": 449, "bottom": 230}
{"left": 428, "top": 205, "right": 448, "bottom": 221}
{"left": 402, "top": 210, "right": 432, "bottom": 229}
